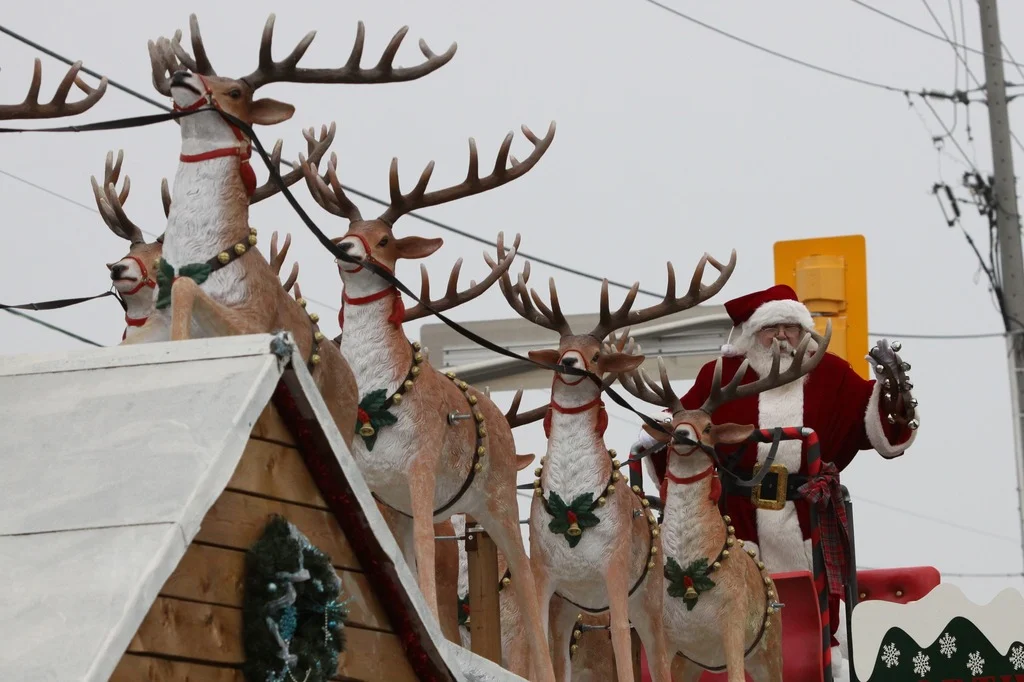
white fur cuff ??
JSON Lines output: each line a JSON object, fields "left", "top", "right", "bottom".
{"left": 864, "top": 380, "right": 917, "bottom": 458}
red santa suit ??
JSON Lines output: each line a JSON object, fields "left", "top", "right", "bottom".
{"left": 638, "top": 285, "right": 917, "bottom": 661}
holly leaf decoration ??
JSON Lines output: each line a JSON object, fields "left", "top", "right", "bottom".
{"left": 360, "top": 389, "right": 389, "bottom": 413}
{"left": 665, "top": 556, "right": 716, "bottom": 610}
{"left": 457, "top": 595, "right": 470, "bottom": 627}
{"left": 547, "top": 491, "right": 602, "bottom": 548}
{"left": 355, "top": 389, "right": 400, "bottom": 451}
{"left": 153, "top": 259, "right": 213, "bottom": 310}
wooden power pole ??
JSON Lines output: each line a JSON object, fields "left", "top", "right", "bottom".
{"left": 978, "top": 0, "right": 1024, "bottom": 565}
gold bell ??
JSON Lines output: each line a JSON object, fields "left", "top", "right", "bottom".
{"left": 392, "top": 394, "right": 402, "bottom": 405}
{"left": 234, "top": 243, "right": 246, "bottom": 255}
{"left": 573, "top": 630, "right": 581, "bottom": 641}
{"left": 414, "top": 352, "right": 424, "bottom": 363}
{"left": 597, "top": 496, "right": 606, "bottom": 506}
{"left": 535, "top": 468, "right": 543, "bottom": 477}
{"left": 404, "top": 380, "right": 414, "bottom": 390}
{"left": 474, "top": 462, "right": 482, "bottom": 471}
{"left": 359, "top": 422, "right": 375, "bottom": 438}
{"left": 309, "top": 312, "right": 320, "bottom": 323}
{"left": 217, "top": 251, "right": 230, "bottom": 264}
{"left": 468, "top": 395, "right": 478, "bottom": 405}
{"left": 723, "top": 515, "right": 731, "bottom": 524}
{"left": 297, "top": 297, "right": 307, "bottom": 308}
{"left": 474, "top": 411, "right": 484, "bottom": 422}
{"left": 570, "top": 645, "right": 579, "bottom": 655}
{"left": 248, "top": 234, "right": 257, "bottom": 246}
{"left": 250, "top": 227, "right": 257, "bottom": 236}
{"left": 684, "top": 586, "right": 698, "bottom": 601}
{"left": 502, "top": 577, "right": 511, "bottom": 586}
{"left": 567, "top": 522, "right": 582, "bottom": 537}
{"left": 314, "top": 331, "right": 325, "bottom": 342}
{"left": 310, "top": 354, "right": 321, "bottom": 365}
{"left": 477, "top": 445, "right": 486, "bottom": 456}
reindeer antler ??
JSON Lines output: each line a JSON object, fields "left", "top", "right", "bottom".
{"left": 251, "top": 123, "right": 337, "bottom": 203}
{"left": 0, "top": 58, "right": 107, "bottom": 120}
{"left": 498, "top": 261, "right": 572, "bottom": 335}
{"left": 617, "top": 354, "right": 682, "bottom": 411}
{"left": 404, "top": 232, "right": 522, "bottom": 321}
{"left": 587, "top": 251, "right": 737, "bottom": 340}
{"left": 241, "top": 15, "right": 457, "bottom": 89}
{"left": 90, "top": 150, "right": 146, "bottom": 245}
{"left": 269, "top": 231, "right": 300, "bottom": 292}
{"left": 504, "top": 388, "right": 548, "bottom": 428}
{"left": 300, "top": 151, "right": 363, "bottom": 221}
{"left": 378, "top": 123, "right": 556, "bottom": 225}
{"left": 700, "top": 321, "right": 832, "bottom": 414}
{"left": 149, "top": 13, "right": 456, "bottom": 96}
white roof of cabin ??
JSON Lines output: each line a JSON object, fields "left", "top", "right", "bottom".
{"left": 0, "top": 333, "right": 523, "bottom": 682}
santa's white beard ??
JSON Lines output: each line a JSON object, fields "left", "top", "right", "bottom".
{"left": 745, "top": 340, "right": 796, "bottom": 377}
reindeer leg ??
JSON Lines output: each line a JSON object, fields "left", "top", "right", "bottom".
{"left": 548, "top": 595, "right": 579, "bottom": 682}
{"left": 672, "top": 656, "right": 704, "bottom": 682}
{"left": 434, "top": 516, "right": 462, "bottom": 644}
{"left": 478, "top": 504, "right": 557, "bottom": 682}
{"left": 720, "top": 607, "right": 748, "bottom": 682}
{"left": 749, "top": 611, "right": 784, "bottom": 682}
{"left": 631, "top": 594, "right": 672, "bottom": 682}
{"left": 407, "top": 454, "right": 441, "bottom": 619}
{"left": 606, "top": 547, "right": 635, "bottom": 682}
{"left": 168, "top": 278, "right": 253, "bottom": 340}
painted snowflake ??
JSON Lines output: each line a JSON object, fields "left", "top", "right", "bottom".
{"left": 967, "top": 651, "right": 985, "bottom": 676}
{"left": 913, "top": 651, "right": 930, "bottom": 676}
{"left": 881, "top": 642, "right": 900, "bottom": 668}
{"left": 1010, "top": 644, "right": 1024, "bottom": 671}
{"left": 939, "top": 632, "right": 957, "bottom": 658}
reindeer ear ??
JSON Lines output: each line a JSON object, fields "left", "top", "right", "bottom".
{"left": 597, "top": 352, "right": 645, "bottom": 374}
{"left": 642, "top": 421, "right": 672, "bottom": 443}
{"left": 709, "top": 423, "right": 755, "bottom": 445}
{"left": 515, "top": 454, "right": 536, "bottom": 471}
{"left": 249, "top": 98, "right": 295, "bottom": 125}
{"left": 528, "top": 348, "right": 561, "bottom": 366}
{"left": 394, "top": 236, "right": 443, "bottom": 260}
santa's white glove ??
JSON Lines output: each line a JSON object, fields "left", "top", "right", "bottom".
{"left": 633, "top": 426, "right": 659, "bottom": 452}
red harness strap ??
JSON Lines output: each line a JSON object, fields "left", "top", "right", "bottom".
{"left": 660, "top": 464, "right": 722, "bottom": 505}
{"left": 118, "top": 256, "right": 157, "bottom": 296}
{"left": 173, "top": 75, "right": 256, "bottom": 197}
{"left": 543, "top": 397, "right": 608, "bottom": 439}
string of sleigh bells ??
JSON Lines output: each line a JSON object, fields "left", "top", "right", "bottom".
{"left": 1, "top": 103, "right": 848, "bottom": 492}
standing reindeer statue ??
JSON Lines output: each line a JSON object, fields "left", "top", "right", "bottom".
{"left": 0, "top": 58, "right": 107, "bottom": 121}
{"left": 298, "top": 123, "right": 559, "bottom": 682}
{"left": 614, "top": 323, "right": 833, "bottom": 682}
{"left": 91, "top": 128, "right": 332, "bottom": 341}
{"left": 132, "top": 13, "right": 455, "bottom": 445}
{"left": 496, "top": 250, "right": 737, "bottom": 682}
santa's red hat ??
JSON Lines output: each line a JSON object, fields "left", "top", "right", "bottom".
{"left": 720, "top": 284, "right": 815, "bottom": 356}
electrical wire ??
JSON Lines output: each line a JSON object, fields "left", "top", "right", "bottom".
{"left": 3, "top": 307, "right": 102, "bottom": 346}
{"left": 856, "top": 496, "right": 1020, "bottom": 544}
{"left": 640, "top": 0, "right": 917, "bottom": 95}
{"left": 846, "top": 0, "right": 1024, "bottom": 70}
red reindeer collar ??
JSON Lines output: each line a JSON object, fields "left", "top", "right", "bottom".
{"left": 174, "top": 75, "right": 256, "bottom": 197}
{"left": 339, "top": 286, "right": 406, "bottom": 330}
{"left": 660, "top": 464, "right": 721, "bottom": 506}
{"left": 121, "top": 313, "right": 149, "bottom": 341}
{"left": 543, "top": 397, "right": 608, "bottom": 438}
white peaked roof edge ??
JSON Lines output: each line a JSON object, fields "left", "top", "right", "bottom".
{"left": 0, "top": 332, "right": 524, "bottom": 682}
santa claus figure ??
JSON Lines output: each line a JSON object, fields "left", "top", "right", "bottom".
{"left": 633, "top": 284, "right": 919, "bottom": 680}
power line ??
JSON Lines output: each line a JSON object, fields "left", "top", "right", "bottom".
{"left": 640, "top": 0, "right": 933, "bottom": 95}
{"left": 847, "top": 0, "right": 1024, "bottom": 70}
{"left": 3, "top": 308, "right": 101, "bottom": 346}
{"left": 857, "top": 495, "right": 1020, "bottom": 544}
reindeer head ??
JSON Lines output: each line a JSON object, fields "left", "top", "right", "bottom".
{"left": 301, "top": 123, "right": 555, "bottom": 300}
{"left": 499, "top": 252, "right": 737, "bottom": 404}
{"left": 90, "top": 151, "right": 163, "bottom": 305}
{"left": 149, "top": 14, "right": 456, "bottom": 148}
{"left": 618, "top": 323, "right": 832, "bottom": 472}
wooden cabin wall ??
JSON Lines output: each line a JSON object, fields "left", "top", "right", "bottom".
{"left": 110, "top": 404, "right": 418, "bottom": 682}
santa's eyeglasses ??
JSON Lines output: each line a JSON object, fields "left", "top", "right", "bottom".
{"left": 756, "top": 323, "right": 802, "bottom": 336}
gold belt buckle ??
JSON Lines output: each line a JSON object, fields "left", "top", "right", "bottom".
{"left": 751, "top": 463, "right": 788, "bottom": 511}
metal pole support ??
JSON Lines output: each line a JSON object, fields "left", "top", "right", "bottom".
{"left": 842, "top": 485, "right": 859, "bottom": 682}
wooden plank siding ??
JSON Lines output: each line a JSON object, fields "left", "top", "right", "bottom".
{"left": 113, "top": 404, "right": 419, "bottom": 681}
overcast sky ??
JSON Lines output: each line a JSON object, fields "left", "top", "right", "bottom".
{"left": 2, "top": 0, "right": 1023, "bottom": 606}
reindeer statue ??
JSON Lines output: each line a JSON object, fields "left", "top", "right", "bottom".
{"left": 0, "top": 58, "right": 106, "bottom": 120}
{"left": 297, "top": 124, "right": 559, "bottom": 681}
{"left": 132, "top": 14, "right": 454, "bottom": 444}
{"left": 614, "top": 323, "right": 833, "bottom": 682}
{"left": 495, "top": 250, "right": 736, "bottom": 682}
{"left": 91, "top": 127, "right": 332, "bottom": 341}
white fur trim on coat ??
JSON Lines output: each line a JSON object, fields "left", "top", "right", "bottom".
{"left": 732, "top": 299, "right": 816, "bottom": 355}
{"left": 864, "top": 380, "right": 917, "bottom": 458}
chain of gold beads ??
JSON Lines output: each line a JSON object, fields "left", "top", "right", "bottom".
{"left": 356, "top": 342, "right": 425, "bottom": 439}
{"left": 294, "top": 294, "right": 325, "bottom": 370}
{"left": 737, "top": 535, "right": 781, "bottom": 631}
{"left": 444, "top": 370, "right": 487, "bottom": 474}
{"left": 215, "top": 227, "right": 259, "bottom": 265}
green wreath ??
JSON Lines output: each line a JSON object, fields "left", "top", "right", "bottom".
{"left": 242, "top": 515, "right": 348, "bottom": 682}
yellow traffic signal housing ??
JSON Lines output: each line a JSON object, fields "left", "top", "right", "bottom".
{"left": 774, "top": 235, "right": 869, "bottom": 380}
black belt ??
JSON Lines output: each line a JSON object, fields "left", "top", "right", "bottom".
{"left": 722, "top": 465, "right": 808, "bottom": 511}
